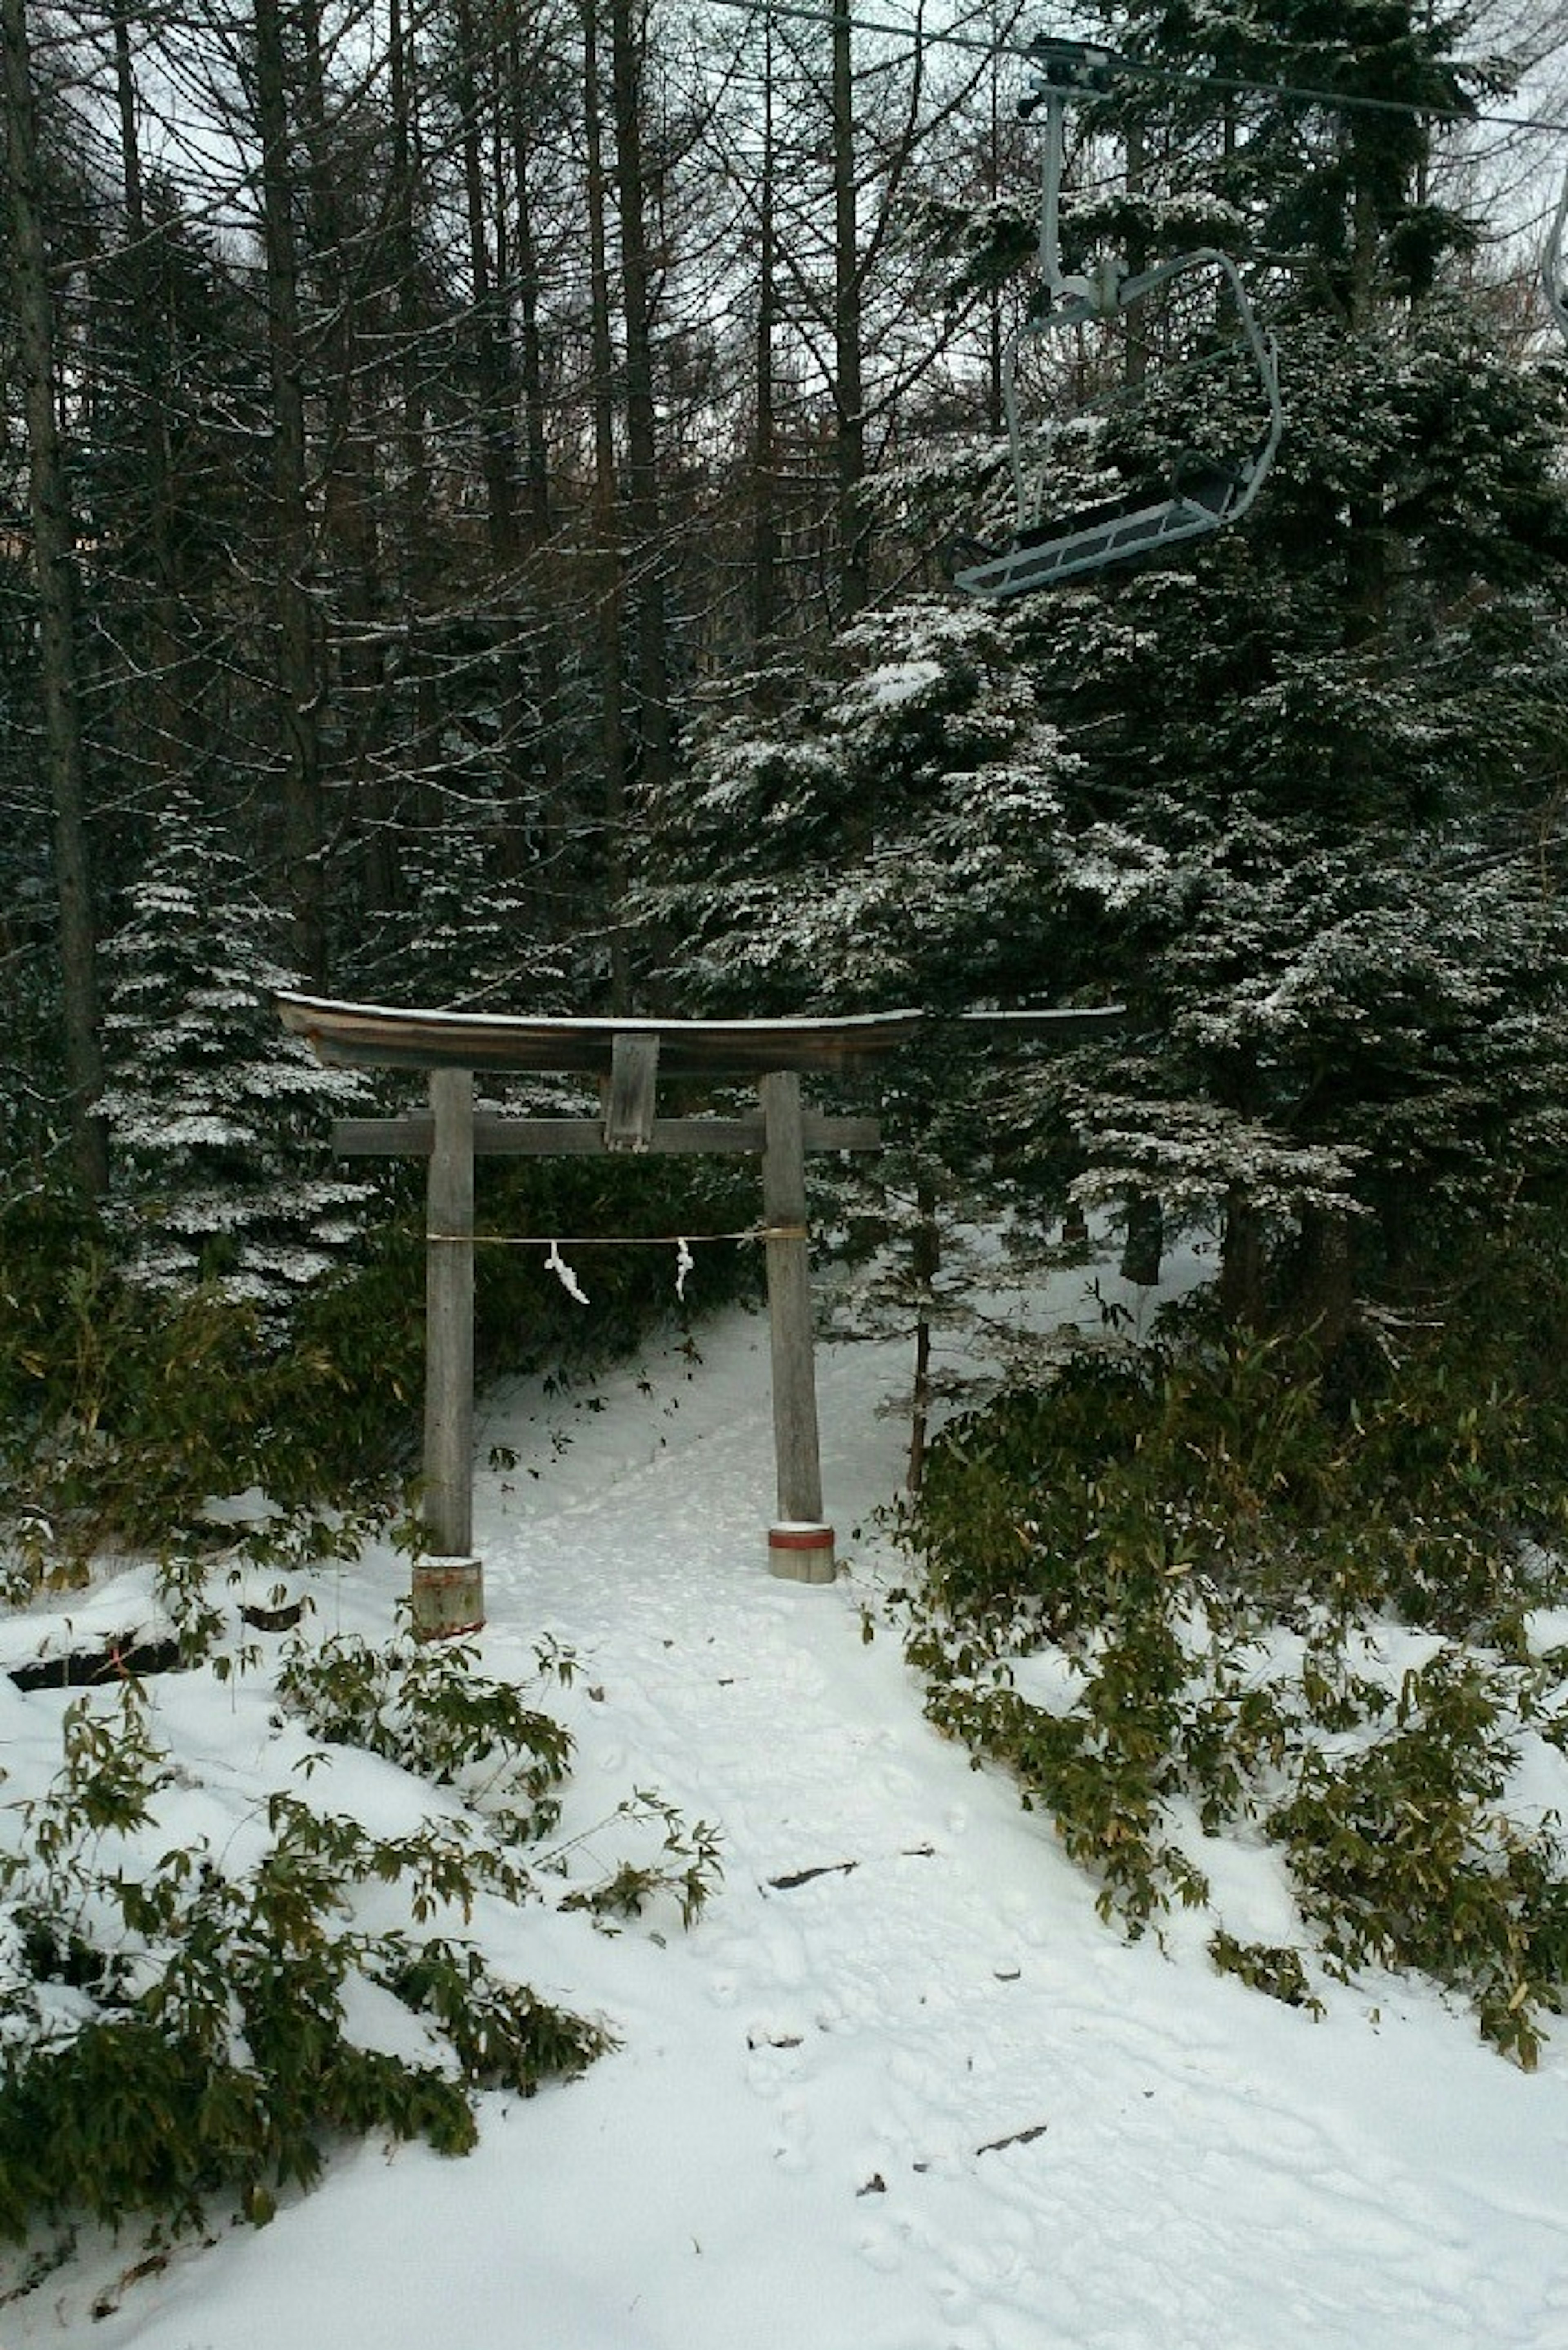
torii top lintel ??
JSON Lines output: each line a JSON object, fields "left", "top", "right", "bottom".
{"left": 276, "top": 993, "right": 925, "bottom": 1077}
{"left": 276, "top": 993, "right": 1123, "bottom": 1077}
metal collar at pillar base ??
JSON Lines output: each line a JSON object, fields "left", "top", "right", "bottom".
{"left": 411, "top": 1556, "right": 486, "bottom": 1640}
{"left": 768, "top": 1522, "right": 836, "bottom": 1584}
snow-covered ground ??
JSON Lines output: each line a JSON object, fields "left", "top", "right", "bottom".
{"left": 4, "top": 1256, "right": 1568, "bottom": 2350}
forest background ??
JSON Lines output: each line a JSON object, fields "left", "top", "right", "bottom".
{"left": 2, "top": 0, "right": 1568, "bottom": 1611}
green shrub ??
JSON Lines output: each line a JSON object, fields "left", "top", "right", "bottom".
{"left": 0, "top": 1196, "right": 407, "bottom": 1578}
{"left": 553, "top": 1791, "right": 725, "bottom": 1931}
{"left": 0, "top": 1612, "right": 731, "bottom": 2258}
{"left": 277, "top": 1630, "right": 576, "bottom": 1840}
{"left": 1208, "top": 1932, "right": 1323, "bottom": 2014}
{"left": 898, "top": 1246, "right": 1568, "bottom": 2060}
{"left": 0, "top": 1651, "right": 617, "bottom": 2248}
{"left": 1268, "top": 1652, "right": 1568, "bottom": 2069}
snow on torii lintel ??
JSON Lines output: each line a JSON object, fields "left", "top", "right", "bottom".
{"left": 275, "top": 992, "right": 928, "bottom": 1077}
{"left": 275, "top": 993, "right": 1125, "bottom": 1078}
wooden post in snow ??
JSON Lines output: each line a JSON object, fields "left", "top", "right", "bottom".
{"left": 760, "top": 1069, "right": 833, "bottom": 1582}
{"left": 417, "top": 1066, "right": 483, "bottom": 1636}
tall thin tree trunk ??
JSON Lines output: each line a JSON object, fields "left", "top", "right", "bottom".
{"left": 300, "top": 0, "right": 389, "bottom": 916}
{"left": 1218, "top": 1185, "right": 1265, "bottom": 1328}
{"left": 452, "top": 0, "right": 517, "bottom": 555}
{"left": 389, "top": 0, "right": 439, "bottom": 860}
{"left": 1343, "top": 166, "right": 1388, "bottom": 644}
{"left": 452, "top": 0, "right": 535, "bottom": 892}
{"left": 506, "top": 0, "right": 568, "bottom": 928}
{"left": 609, "top": 0, "right": 671, "bottom": 799}
{"left": 111, "top": 2, "right": 185, "bottom": 786}
{"left": 1120, "top": 1189, "right": 1163, "bottom": 1288}
{"left": 584, "top": 0, "right": 630, "bottom": 1011}
{"left": 1, "top": 0, "right": 107, "bottom": 1193}
{"left": 252, "top": 0, "right": 328, "bottom": 986}
{"left": 984, "top": 38, "right": 1004, "bottom": 436}
{"left": 831, "top": 0, "right": 868, "bottom": 621}
{"left": 752, "top": 10, "right": 782, "bottom": 648}
{"left": 1293, "top": 1207, "right": 1354, "bottom": 1351}
{"left": 906, "top": 1172, "right": 941, "bottom": 1494}
{"left": 1125, "top": 115, "right": 1148, "bottom": 386}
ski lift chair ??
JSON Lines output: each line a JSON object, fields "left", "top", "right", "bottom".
{"left": 951, "top": 40, "right": 1283, "bottom": 604}
{"left": 1545, "top": 165, "right": 1568, "bottom": 345}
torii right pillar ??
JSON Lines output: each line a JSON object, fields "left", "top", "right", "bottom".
{"left": 759, "top": 1069, "right": 835, "bottom": 1583}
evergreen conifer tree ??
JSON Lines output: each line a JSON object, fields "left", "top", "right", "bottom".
{"left": 639, "top": 598, "right": 1096, "bottom": 1469}
{"left": 915, "top": 3, "right": 1568, "bottom": 1324}
{"left": 641, "top": 597, "right": 1078, "bottom": 1017}
{"left": 652, "top": 2, "right": 1568, "bottom": 1336}
{"left": 343, "top": 803, "right": 563, "bottom": 1015}
{"left": 97, "top": 792, "right": 370, "bottom": 1328}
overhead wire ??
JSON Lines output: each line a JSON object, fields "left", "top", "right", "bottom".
{"left": 693, "top": 0, "right": 1568, "bottom": 139}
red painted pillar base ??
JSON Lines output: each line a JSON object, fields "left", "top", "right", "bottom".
{"left": 411, "top": 1556, "right": 486, "bottom": 1640}
{"left": 767, "top": 1521, "right": 836, "bottom": 1584}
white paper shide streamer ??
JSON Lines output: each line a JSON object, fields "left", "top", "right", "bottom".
{"left": 545, "top": 1239, "right": 590, "bottom": 1305}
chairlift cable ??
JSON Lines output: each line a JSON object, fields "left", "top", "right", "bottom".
{"left": 697, "top": 0, "right": 1568, "bottom": 139}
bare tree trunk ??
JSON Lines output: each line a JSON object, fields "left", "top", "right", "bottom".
{"left": 1120, "top": 1189, "right": 1163, "bottom": 1288}
{"left": 298, "top": 0, "right": 399, "bottom": 931}
{"left": 906, "top": 1173, "right": 941, "bottom": 1494}
{"left": 252, "top": 0, "right": 328, "bottom": 986}
{"left": 1218, "top": 1185, "right": 1265, "bottom": 1328}
{"left": 111, "top": 1, "right": 185, "bottom": 787}
{"left": 831, "top": 0, "right": 868, "bottom": 620}
{"left": 388, "top": 0, "right": 438, "bottom": 864}
{"left": 452, "top": 0, "right": 538, "bottom": 892}
{"left": 1125, "top": 114, "right": 1148, "bottom": 387}
{"left": 752, "top": 9, "right": 782, "bottom": 648}
{"left": 983, "top": 38, "right": 1004, "bottom": 435}
{"left": 1, "top": 0, "right": 107, "bottom": 1194}
{"left": 452, "top": 0, "right": 518, "bottom": 557}
{"left": 1292, "top": 1207, "right": 1355, "bottom": 1351}
{"left": 609, "top": 0, "right": 672, "bottom": 799}
{"left": 300, "top": 0, "right": 389, "bottom": 915}
{"left": 506, "top": 0, "right": 568, "bottom": 927}
{"left": 584, "top": 0, "right": 631, "bottom": 1011}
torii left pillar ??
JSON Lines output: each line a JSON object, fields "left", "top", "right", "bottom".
{"left": 416, "top": 1067, "right": 483, "bottom": 1638}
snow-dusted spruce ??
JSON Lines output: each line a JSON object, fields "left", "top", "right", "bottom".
{"left": 637, "top": 595, "right": 1100, "bottom": 1463}
{"left": 96, "top": 793, "right": 370, "bottom": 1329}
{"left": 342, "top": 803, "right": 563, "bottom": 1014}
{"left": 639, "top": 597, "right": 1080, "bottom": 1020}
{"left": 875, "top": 0, "right": 1568, "bottom": 1327}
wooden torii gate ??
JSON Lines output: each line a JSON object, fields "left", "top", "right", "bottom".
{"left": 277, "top": 994, "right": 923, "bottom": 1633}
{"left": 278, "top": 994, "right": 1125, "bottom": 1637}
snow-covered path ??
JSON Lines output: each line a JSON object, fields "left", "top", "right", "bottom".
{"left": 17, "top": 1296, "right": 1568, "bottom": 2350}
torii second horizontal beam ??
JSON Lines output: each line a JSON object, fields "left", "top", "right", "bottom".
{"left": 334, "top": 1111, "right": 884, "bottom": 1157}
